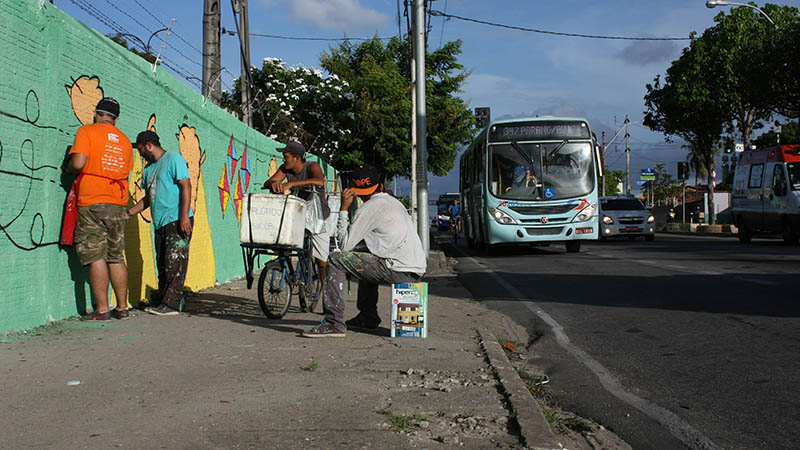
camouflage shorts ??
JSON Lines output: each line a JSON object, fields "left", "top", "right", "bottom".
{"left": 75, "top": 204, "right": 127, "bottom": 266}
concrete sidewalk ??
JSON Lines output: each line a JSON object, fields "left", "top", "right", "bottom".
{"left": 0, "top": 252, "right": 560, "bottom": 449}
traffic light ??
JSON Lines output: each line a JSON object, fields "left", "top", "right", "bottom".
{"left": 474, "top": 107, "right": 490, "bottom": 129}
{"left": 724, "top": 147, "right": 733, "bottom": 154}
{"left": 677, "top": 162, "right": 689, "bottom": 180}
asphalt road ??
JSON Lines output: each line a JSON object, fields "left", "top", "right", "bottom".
{"left": 442, "top": 231, "right": 800, "bottom": 450}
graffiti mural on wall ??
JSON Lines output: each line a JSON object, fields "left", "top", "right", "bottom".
{"left": 0, "top": 89, "right": 69, "bottom": 251}
{"left": 176, "top": 124, "right": 216, "bottom": 290}
{"left": 217, "top": 135, "right": 250, "bottom": 222}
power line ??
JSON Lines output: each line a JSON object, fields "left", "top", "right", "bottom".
{"left": 131, "top": 0, "right": 204, "bottom": 55}
{"left": 429, "top": 10, "right": 691, "bottom": 41}
{"left": 68, "top": 0, "right": 202, "bottom": 89}
{"left": 238, "top": 31, "right": 394, "bottom": 42}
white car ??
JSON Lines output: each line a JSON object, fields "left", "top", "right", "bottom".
{"left": 599, "top": 196, "right": 655, "bottom": 241}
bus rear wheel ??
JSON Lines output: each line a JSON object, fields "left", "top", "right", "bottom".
{"left": 565, "top": 241, "right": 581, "bottom": 253}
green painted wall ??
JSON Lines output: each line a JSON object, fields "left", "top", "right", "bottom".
{"left": 0, "top": 0, "right": 335, "bottom": 333}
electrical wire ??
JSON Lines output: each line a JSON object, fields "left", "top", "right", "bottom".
{"left": 243, "top": 32, "right": 393, "bottom": 42}
{"left": 429, "top": 10, "right": 692, "bottom": 41}
{"left": 131, "top": 0, "right": 204, "bottom": 55}
{"left": 68, "top": 0, "right": 202, "bottom": 89}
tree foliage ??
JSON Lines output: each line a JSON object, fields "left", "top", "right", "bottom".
{"left": 320, "top": 36, "right": 475, "bottom": 178}
{"left": 602, "top": 169, "right": 625, "bottom": 196}
{"left": 223, "top": 36, "right": 475, "bottom": 181}
{"left": 652, "top": 163, "right": 682, "bottom": 205}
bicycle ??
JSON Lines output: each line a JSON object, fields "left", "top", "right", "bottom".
{"left": 241, "top": 189, "right": 325, "bottom": 319}
{"left": 449, "top": 216, "right": 461, "bottom": 244}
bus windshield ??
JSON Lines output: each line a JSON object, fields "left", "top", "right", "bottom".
{"left": 488, "top": 141, "right": 594, "bottom": 200}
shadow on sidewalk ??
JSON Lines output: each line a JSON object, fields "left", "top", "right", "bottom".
{"left": 185, "top": 291, "right": 321, "bottom": 334}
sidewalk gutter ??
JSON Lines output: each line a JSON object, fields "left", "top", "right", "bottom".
{"left": 479, "top": 330, "right": 561, "bottom": 450}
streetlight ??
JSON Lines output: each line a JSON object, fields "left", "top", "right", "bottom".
{"left": 705, "top": 1, "right": 776, "bottom": 27}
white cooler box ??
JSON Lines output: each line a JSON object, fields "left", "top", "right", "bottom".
{"left": 240, "top": 193, "right": 307, "bottom": 248}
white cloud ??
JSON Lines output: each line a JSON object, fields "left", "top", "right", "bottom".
{"left": 280, "top": 0, "right": 388, "bottom": 32}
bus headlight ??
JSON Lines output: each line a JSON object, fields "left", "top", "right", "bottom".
{"left": 602, "top": 215, "right": 614, "bottom": 225}
{"left": 647, "top": 215, "right": 655, "bottom": 223}
{"left": 571, "top": 203, "right": 597, "bottom": 223}
{"left": 488, "top": 207, "right": 516, "bottom": 225}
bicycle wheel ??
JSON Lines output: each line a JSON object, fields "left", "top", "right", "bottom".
{"left": 298, "top": 259, "right": 323, "bottom": 313}
{"left": 257, "top": 260, "right": 292, "bottom": 319}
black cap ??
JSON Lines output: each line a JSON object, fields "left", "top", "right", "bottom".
{"left": 95, "top": 97, "right": 120, "bottom": 118}
{"left": 350, "top": 164, "right": 381, "bottom": 195}
{"left": 279, "top": 141, "right": 305, "bottom": 157}
{"left": 134, "top": 130, "right": 160, "bottom": 147}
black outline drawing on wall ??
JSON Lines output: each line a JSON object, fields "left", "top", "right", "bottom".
{"left": 0, "top": 90, "right": 66, "bottom": 250}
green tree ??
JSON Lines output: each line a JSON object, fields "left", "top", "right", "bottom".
{"left": 753, "top": 120, "right": 799, "bottom": 147}
{"left": 320, "top": 36, "right": 475, "bottom": 178}
{"left": 602, "top": 169, "right": 625, "bottom": 196}
{"left": 107, "top": 33, "right": 156, "bottom": 64}
{"left": 220, "top": 57, "right": 355, "bottom": 162}
{"left": 705, "top": 4, "right": 800, "bottom": 150}
{"left": 652, "top": 163, "right": 682, "bottom": 206}
{"left": 644, "top": 33, "right": 726, "bottom": 224}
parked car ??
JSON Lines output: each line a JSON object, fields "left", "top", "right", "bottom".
{"left": 599, "top": 196, "right": 655, "bottom": 241}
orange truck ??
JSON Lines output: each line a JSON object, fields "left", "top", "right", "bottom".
{"left": 731, "top": 145, "right": 800, "bottom": 243}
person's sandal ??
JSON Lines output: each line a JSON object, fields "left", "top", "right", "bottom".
{"left": 111, "top": 308, "right": 130, "bottom": 320}
{"left": 81, "top": 310, "right": 111, "bottom": 321}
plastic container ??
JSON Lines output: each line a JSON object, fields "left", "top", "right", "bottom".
{"left": 240, "top": 193, "right": 307, "bottom": 248}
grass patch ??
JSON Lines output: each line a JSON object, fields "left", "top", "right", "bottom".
{"left": 376, "top": 409, "right": 426, "bottom": 432}
{"left": 542, "top": 406, "right": 592, "bottom": 435}
{"left": 516, "top": 366, "right": 549, "bottom": 398}
{"left": 304, "top": 359, "right": 319, "bottom": 372}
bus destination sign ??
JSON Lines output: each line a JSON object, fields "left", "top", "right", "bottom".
{"left": 489, "top": 120, "right": 590, "bottom": 142}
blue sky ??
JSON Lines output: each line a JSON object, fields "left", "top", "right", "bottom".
{"left": 54, "top": 0, "right": 800, "bottom": 197}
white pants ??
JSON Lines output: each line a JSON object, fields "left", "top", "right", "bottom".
{"left": 311, "top": 227, "right": 331, "bottom": 262}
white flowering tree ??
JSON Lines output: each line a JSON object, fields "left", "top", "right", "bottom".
{"left": 222, "top": 57, "right": 355, "bottom": 161}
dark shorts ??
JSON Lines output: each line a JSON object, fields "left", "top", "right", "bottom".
{"left": 75, "top": 204, "right": 127, "bottom": 266}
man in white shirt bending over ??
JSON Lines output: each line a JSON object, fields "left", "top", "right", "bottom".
{"left": 303, "top": 164, "right": 426, "bottom": 338}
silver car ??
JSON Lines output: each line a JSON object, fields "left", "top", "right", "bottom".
{"left": 599, "top": 196, "right": 655, "bottom": 241}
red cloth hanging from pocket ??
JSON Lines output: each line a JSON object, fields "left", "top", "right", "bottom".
{"left": 60, "top": 175, "right": 82, "bottom": 245}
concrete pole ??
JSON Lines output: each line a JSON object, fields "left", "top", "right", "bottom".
{"left": 624, "top": 115, "right": 631, "bottom": 195}
{"left": 413, "top": 0, "right": 429, "bottom": 253}
{"left": 202, "top": 0, "right": 221, "bottom": 104}
{"left": 410, "top": 46, "right": 417, "bottom": 227}
{"left": 601, "top": 131, "right": 606, "bottom": 196}
{"left": 237, "top": 0, "right": 252, "bottom": 126}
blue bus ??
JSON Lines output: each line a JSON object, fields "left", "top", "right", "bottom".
{"left": 459, "top": 117, "right": 603, "bottom": 253}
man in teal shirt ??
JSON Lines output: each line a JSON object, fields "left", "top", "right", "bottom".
{"left": 127, "top": 131, "right": 194, "bottom": 316}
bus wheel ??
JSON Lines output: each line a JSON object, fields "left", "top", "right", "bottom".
{"left": 737, "top": 219, "right": 752, "bottom": 243}
{"left": 565, "top": 241, "right": 581, "bottom": 253}
{"left": 783, "top": 220, "right": 799, "bottom": 245}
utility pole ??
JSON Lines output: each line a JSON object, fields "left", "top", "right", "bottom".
{"left": 601, "top": 131, "right": 606, "bottom": 196}
{"left": 624, "top": 115, "right": 631, "bottom": 195}
{"left": 202, "top": 0, "right": 221, "bottom": 105}
{"left": 412, "top": 0, "right": 429, "bottom": 253}
{"left": 410, "top": 38, "right": 417, "bottom": 227}
{"left": 234, "top": 0, "right": 251, "bottom": 126}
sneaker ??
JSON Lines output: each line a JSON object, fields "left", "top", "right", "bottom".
{"left": 145, "top": 304, "right": 180, "bottom": 316}
{"left": 111, "top": 308, "right": 130, "bottom": 320}
{"left": 81, "top": 310, "right": 111, "bottom": 321}
{"left": 302, "top": 321, "right": 345, "bottom": 338}
{"left": 345, "top": 315, "right": 380, "bottom": 330}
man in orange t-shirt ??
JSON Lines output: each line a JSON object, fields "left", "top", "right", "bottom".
{"left": 68, "top": 97, "right": 133, "bottom": 321}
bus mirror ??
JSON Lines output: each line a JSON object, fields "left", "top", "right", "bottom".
{"left": 595, "top": 145, "right": 604, "bottom": 175}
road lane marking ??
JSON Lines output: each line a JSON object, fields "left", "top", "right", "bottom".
{"left": 461, "top": 252, "right": 725, "bottom": 450}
